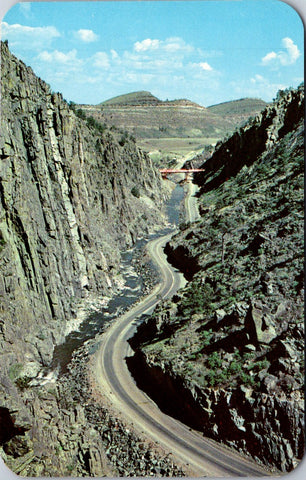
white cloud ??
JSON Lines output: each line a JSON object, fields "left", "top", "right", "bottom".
{"left": 119, "top": 36, "right": 200, "bottom": 77}
{"left": 163, "top": 37, "right": 193, "bottom": 54}
{"left": 281, "top": 37, "right": 300, "bottom": 64}
{"left": 251, "top": 74, "right": 265, "bottom": 84}
{"left": 92, "top": 51, "right": 110, "bottom": 69}
{"left": 32, "top": 49, "right": 85, "bottom": 94}
{"left": 83, "top": 36, "right": 218, "bottom": 102}
{"left": 120, "top": 72, "right": 155, "bottom": 84}
{"left": 197, "top": 48, "right": 223, "bottom": 58}
{"left": 189, "top": 62, "right": 215, "bottom": 76}
{"left": 111, "top": 49, "right": 119, "bottom": 60}
{"left": 134, "top": 38, "right": 160, "bottom": 52}
{"left": 198, "top": 62, "right": 213, "bottom": 71}
{"left": 261, "top": 51, "right": 277, "bottom": 65}
{"left": 37, "top": 49, "right": 81, "bottom": 66}
{"left": 122, "top": 49, "right": 183, "bottom": 72}
{"left": 1, "top": 22, "right": 60, "bottom": 49}
{"left": 133, "top": 37, "right": 194, "bottom": 55}
{"left": 75, "top": 29, "right": 99, "bottom": 43}
{"left": 262, "top": 37, "right": 301, "bottom": 67}
{"left": 231, "top": 76, "right": 287, "bottom": 101}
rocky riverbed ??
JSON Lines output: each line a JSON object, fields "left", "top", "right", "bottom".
{"left": 64, "top": 339, "right": 186, "bottom": 477}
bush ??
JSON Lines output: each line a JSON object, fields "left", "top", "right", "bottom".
{"left": 131, "top": 186, "right": 140, "bottom": 198}
{"left": 75, "top": 108, "right": 87, "bottom": 120}
{"left": 0, "top": 238, "right": 6, "bottom": 253}
{"left": 8, "top": 363, "right": 23, "bottom": 381}
{"left": 15, "top": 376, "right": 31, "bottom": 390}
{"left": 119, "top": 132, "right": 129, "bottom": 146}
{"left": 207, "top": 351, "right": 223, "bottom": 369}
{"left": 86, "top": 115, "right": 106, "bottom": 133}
{"left": 68, "top": 101, "right": 76, "bottom": 111}
{"left": 229, "top": 360, "right": 243, "bottom": 375}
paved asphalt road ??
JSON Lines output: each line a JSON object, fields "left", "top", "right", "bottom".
{"left": 94, "top": 188, "right": 271, "bottom": 477}
{"left": 184, "top": 181, "right": 201, "bottom": 223}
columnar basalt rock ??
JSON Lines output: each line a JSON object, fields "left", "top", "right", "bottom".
{"left": 0, "top": 41, "right": 168, "bottom": 474}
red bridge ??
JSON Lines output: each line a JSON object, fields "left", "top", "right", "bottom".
{"left": 159, "top": 168, "right": 205, "bottom": 180}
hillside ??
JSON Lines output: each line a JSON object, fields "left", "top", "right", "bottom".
{"left": 100, "top": 90, "right": 161, "bottom": 106}
{"left": 128, "top": 85, "right": 304, "bottom": 473}
{"left": 208, "top": 97, "right": 268, "bottom": 116}
{"left": 100, "top": 91, "right": 204, "bottom": 109}
{"left": 78, "top": 92, "right": 267, "bottom": 158}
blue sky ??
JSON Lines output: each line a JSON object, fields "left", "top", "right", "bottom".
{"left": 1, "top": 1, "right": 304, "bottom": 106}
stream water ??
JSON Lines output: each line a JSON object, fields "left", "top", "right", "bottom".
{"left": 51, "top": 184, "right": 184, "bottom": 374}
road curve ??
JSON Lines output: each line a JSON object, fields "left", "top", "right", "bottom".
{"left": 94, "top": 214, "right": 270, "bottom": 477}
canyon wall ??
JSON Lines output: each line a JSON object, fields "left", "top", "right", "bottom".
{"left": 0, "top": 41, "right": 168, "bottom": 475}
{"left": 129, "top": 86, "right": 304, "bottom": 473}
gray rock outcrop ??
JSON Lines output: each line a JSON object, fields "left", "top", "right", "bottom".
{"left": 0, "top": 41, "right": 169, "bottom": 475}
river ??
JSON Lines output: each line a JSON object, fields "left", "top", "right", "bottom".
{"left": 51, "top": 184, "right": 184, "bottom": 374}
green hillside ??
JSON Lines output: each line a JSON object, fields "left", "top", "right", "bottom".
{"left": 208, "top": 98, "right": 268, "bottom": 116}
{"left": 79, "top": 93, "right": 268, "bottom": 159}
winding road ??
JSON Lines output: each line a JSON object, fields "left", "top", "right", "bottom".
{"left": 94, "top": 185, "right": 270, "bottom": 477}
{"left": 184, "top": 181, "right": 201, "bottom": 223}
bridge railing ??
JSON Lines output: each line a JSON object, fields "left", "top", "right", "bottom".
{"left": 159, "top": 168, "right": 205, "bottom": 179}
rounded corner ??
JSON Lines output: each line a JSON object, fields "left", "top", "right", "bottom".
{"left": 277, "top": 0, "right": 306, "bottom": 31}
{"left": 0, "top": 1, "right": 21, "bottom": 23}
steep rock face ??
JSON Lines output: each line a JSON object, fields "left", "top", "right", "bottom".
{"left": 129, "top": 87, "right": 304, "bottom": 472}
{"left": 0, "top": 41, "right": 165, "bottom": 365}
{"left": 0, "top": 42, "right": 167, "bottom": 474}
{"left": 194, "top": 86, "right": 304, "bottom": 193}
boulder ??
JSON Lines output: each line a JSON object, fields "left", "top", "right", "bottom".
{"left": 245, "top": 301, "right": 277, "bottom": 345}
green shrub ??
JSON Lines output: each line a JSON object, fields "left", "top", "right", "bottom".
{"left": 207, "top": 351, "right": 223, "bottom": 369}
{"left": 228, "top": 360, "right": 243, "bottom": 375}
{"left": 119, "top": 132, "right": 129, "bottom": 146}
{"left": 0, "top": 238, "right": 6, "bottom": 253}
{"left": 131, "top": 186, "right": 140, "bottom": 198}
{"left": 86, "top": 115, "right": 106, "bottom": 133}
{"left": 15, "top": 376, "right": 31, "bottom": 390}
{"left": 8, "top": 363, "right": 23, "bottom": 381}
{"left": 201, "top": 329, "right": 213, "bottom": 346}
{"left": 248, "top": 358, "right": 269, "bottom": 372}
{"left": 75, "top": 108, "right": 87, "bottom": 120}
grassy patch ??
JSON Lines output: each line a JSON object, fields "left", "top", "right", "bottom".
{"left": 138, "top": 137, "right": 219, "bottom": 158}
{"left": 8, "top": 363, "right": 23, "bottom": 381}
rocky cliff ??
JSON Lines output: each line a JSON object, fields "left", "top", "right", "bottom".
{"left": 129, "top": 86, "right": 304, "bottom": 473}
{"left": 0, "top": 41, "right": 172, "bottom": 475}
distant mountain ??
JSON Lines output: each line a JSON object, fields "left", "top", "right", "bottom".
{"left": 208, "top": 98, "right": 268, "bottom": 117}
{"left": 99, "top": 91, "right": 207, "bottom": 108}
{"left": 100, "top": 91, "right": 162, "bottom": 106}
{"left": 78, "top": 92, "right": 268, "bottom": 157}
